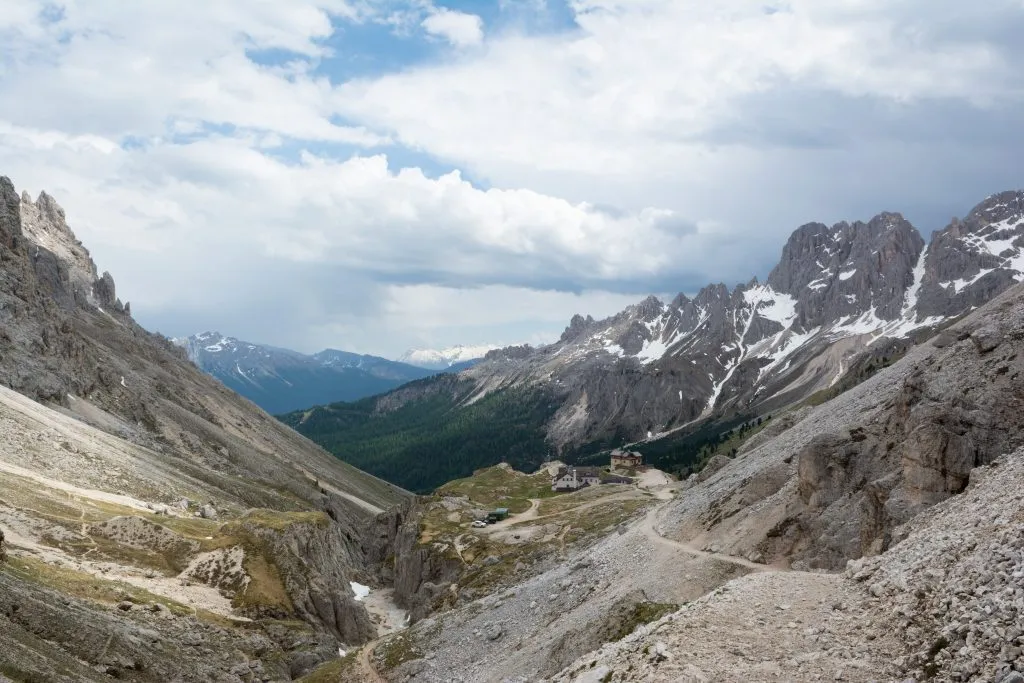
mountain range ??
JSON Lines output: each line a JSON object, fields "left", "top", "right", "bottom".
{"left": 177, "top": 332, "right": 439, "bottom": 414}
{"left": 285, "top": 190, "right": 1024, "bottom": 492}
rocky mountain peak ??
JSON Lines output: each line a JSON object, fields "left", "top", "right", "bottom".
{"left": 766, "top": 212, "right": 924, "bottom": 328}
{"left": 13, "top": 184, "right": 132, "bottom": 316}
{"left": 560, "top": 313, "right": 597, "bottom": 342}
{"left": 693, "top": 282, "right": 730, "bottom": 308}
{"left": 971, "top": 189, "right": 1024, "bottom": 224}
{"left": 916, "top": 189, "right": 1024, "bottom": 320}
{"left": 633, "top": 295, "right": 664, "bottom": 320}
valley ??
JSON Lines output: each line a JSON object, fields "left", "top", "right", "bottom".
{"left": 4, "top": 3, "right": 1024, "bottom": 682}
{"left": 0, "top": 175, "right": 1022, "bottom": 682}
{"left": 286, "top": 191, "right": 1024, "bottom": 492}
{"left": 307, "top": 277, "right": 1024, "bottom": 682}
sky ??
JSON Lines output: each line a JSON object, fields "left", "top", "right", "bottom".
{"left": 1, "top": 1, "right": 1023, "bottom": 358}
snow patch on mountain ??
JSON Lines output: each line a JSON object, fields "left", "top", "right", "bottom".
{"left": 959, "top": 215, "right": 1024, "bottom": 275}
{"left": 743, "top": 285, "right": 797, "bottom": 327}
{"left": 399, "top": 344, "right": 502, "bottom": 369}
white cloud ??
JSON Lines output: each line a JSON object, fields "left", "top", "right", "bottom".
{"left": 0, "top": 122, "right": 714, "bottom": 289}
{"left": 1, "top": 0, "right": 1022, "bottom": 356}
{"left": 422, "top": 8, "right": 484, "bottom": 47}
{"left": 0, "top": 1, "right": 382, "bottom": 144}
{"left": 338, "top": 0, "right": 1022, "bottom": 179}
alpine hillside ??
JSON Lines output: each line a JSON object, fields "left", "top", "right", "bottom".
{"left": 0, "top": 177, "right": 430, "bottom": 682}
{"left": 179, "top": 332, "right": 435, "bottom": 414}
{"left": 286, "top": 191, "right": 1024, "bottom": 491}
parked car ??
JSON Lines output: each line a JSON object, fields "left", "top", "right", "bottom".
{"left": 471, "top": 520, "right": 487, "bottom": 528}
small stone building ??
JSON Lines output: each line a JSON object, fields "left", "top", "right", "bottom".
{"left": 610, "top": 449, "right": 643, "bottom": 471}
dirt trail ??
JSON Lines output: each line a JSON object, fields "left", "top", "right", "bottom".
{"left": 481, "top": 490, "right": 644, "bottom": 534}
{"left": 0, "top": 458, "right": 154, "bottom": 513}
{"left": 356, "top": 640, "right": 386, "bottom": 683}
{"left": 551, "top": 571, "right": 901, "bottom": 682}
{"left": 297, "top": 466, "right": 384, "bottom": 515}
{"left": 483, "top": 497, "right": 541, "bottom": 531}
{"left": 641, "top": 502, "right": 774, "bottom": 573}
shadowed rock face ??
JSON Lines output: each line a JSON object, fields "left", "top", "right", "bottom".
{"left": 768, "top": 212, "right": 925, "bottom": 327}
{"left": 362, "top": 499, "right": 464, "bottom": 623}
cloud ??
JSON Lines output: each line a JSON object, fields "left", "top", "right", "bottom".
{"left": 1, "top": 0, "right": 1022, "bottom": 357}
{"left": 310, "top": 284, "right": 645, "bottom": 355}
{"left": 336, "top": 0, "right": 1024, "bottom": 182}
{"left": 0, "top": 1, "right": 383, "bottom": 144}
{"left": 422, "top": 8, "right": 484, "bottom": 47}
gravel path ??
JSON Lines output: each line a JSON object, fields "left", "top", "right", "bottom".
{"left": 548, "top": 571, "right": 902, "bottom": 682}
{"left": 641, "top": 504, "right": 774, "bottom": 573}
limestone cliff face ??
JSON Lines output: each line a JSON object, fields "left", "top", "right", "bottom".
{"left": 245, "top": 504, "right": 377, "bottom": 644}
{"left": 363, "top": 499, "right": 464, "bottom": 622}
{"left": 768, "top": 212, "right": 925, "bottom": 326}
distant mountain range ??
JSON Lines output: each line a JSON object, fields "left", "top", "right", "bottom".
{"left": 398, "top": 344, "right": 503, "bottom": 370}
{"left": 177, "top": 333, "right": 440, "bottom": 414}
{"left": 285, "top": 190, "right": 1024, "bottom": 492}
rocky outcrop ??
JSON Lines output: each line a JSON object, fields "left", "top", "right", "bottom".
{"left": 560, "top": 314, "right": 597, "bottom": 342}
{"left": 848, "top": 450, "right": 1024, "bottom": 682}
{"left": 363, "top": 499, "right": 464, "bottom": 623}
{"left": 0, "top": 566, "right": 346, "bottom": 682}
{"left": 240, "top": 505, "right": 377, "bottom": 644}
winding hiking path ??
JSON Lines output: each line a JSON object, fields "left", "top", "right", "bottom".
{"left": 640, "top": 503, "right": 772, "bottom": 573}
{"left": 480, "top": 490, "right": 645, "bottom": 533}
